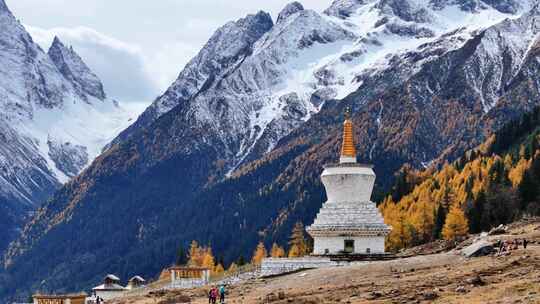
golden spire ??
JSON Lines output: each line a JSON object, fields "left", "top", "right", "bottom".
{"left": 340, "top": 107, "right": 357, "bottom": 163}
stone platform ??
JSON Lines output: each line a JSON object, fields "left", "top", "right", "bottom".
{"left": 260, "top": 254, "right": 399, "bottom": 277}
{"left": 260, "top": 257, "right": 340, "bottom": 276}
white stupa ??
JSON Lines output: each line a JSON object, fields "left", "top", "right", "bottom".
{"left": 307, "top": 110, "right": 391, "bottom": 255}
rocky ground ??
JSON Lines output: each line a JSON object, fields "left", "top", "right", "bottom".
{"left": 111, "top": 220, "right": 540, "bottom": 304}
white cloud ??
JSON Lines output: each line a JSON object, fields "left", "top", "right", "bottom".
{"left": 26, "top": 25, "right": 158, "bottom": 103}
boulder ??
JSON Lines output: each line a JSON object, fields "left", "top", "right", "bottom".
{"left": 455, "top": 286, "right": 467, "bottom": 293}
{"left": 461, "top": 240, "right": 494, "bottom": 257}
{"left": 423, "top": 291, "right": 438, "bottom": 300}
{"left": 488, "top": 224, "right": 507, "bottom": 235}
{"left": 465, "top": 275, "right": 485, "bottom": 286}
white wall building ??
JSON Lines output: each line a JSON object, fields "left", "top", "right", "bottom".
{"left": 91, "top": 274, "right": 126, "bottom": 300}
{"left": 307, "top": 110, "right": 391, "bottom": 255}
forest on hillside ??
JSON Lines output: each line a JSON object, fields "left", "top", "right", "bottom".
{"left": 380, "top": 106, "right": 540, "bottom": 251}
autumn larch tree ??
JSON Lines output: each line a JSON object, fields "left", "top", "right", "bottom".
{"left": 442, "top": 204, "right": 469, "bottom": 241}
{"left": 252, "top": 242, "right": 267, "bottom": 265}
{"left": 288, "top": 221, "right": 308, "bottom": 257}
{"left": 270, "top": 243, "right": 286, "bottom": 258}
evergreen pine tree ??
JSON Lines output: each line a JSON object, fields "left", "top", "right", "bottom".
{"left": 433, "top": 204, "right": 447, "bottom": 239}
{"left": 175, "top": 246, "right": 188, "bottom": 266}
{"left": 518, "top": 170, "right": 538, "bottom": 211}
{"left": 467, "top": 191, "right": 486, "bottom": 233}
{"left": 237, "top": 255, "right": 246, "bottom": 266}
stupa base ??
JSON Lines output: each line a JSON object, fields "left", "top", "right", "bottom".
{"left": 312, "top": 235, "right": 387, "bottom": 255}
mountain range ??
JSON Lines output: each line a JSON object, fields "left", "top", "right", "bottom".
{"left": 0, "top": 0, "right": 133, "bottom": 253}
{"left": 2, "top": 0, "right": 540, "bottom": 301}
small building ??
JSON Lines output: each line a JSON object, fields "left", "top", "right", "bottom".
{"left": 32, "top": 293, "right": 87, "bottom": 304}
{"left": 169, "top": 266, "right": 210, "bottom": 289}
{"left": 92, "top": 274, "right": 126, "bottom": 300}
{"left": 125, "top": 275, "right": 146, "bottom": 290}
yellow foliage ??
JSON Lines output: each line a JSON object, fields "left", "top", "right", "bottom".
{"left": 214, "top": 264, "right": 225, "bottom": 274}
{"left": 288, "top": 244, "right": 301, "bottom": 257}
{"left": 188, "top": 240, "right": 204, "bottom": 267}
{"left": 508, "top": 158, "right": 531, "bottom": 188}
{"left": 442, "top": 204, "right": 469, "bottom": 240}
{"left": 409, "top": 198, "right": 435, "bottom": 242}
{"left": 380, "top": 199, "right": 413, "bottom": 251}
{"left": 379, "top": 149, "right": 526, "bottom": 250}
{"left": 202, "top": 249, "right": 215, "bottom": 270}
{"left": 252, "top": 242, "right": 267, "bottom": 265}
{"left": 270, "top": 243, "right": 286, "bottom": 258}
{"left": 288, "top": 222, "right": 309, "bottom": 256}
{"left": 227, "top": 262, "right": 238, "bottom": 273}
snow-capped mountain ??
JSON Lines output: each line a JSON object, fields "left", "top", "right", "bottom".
{"left": 4, "top": 0, "right": 540, "bottom": 301}
{"left": 0, "top": 0, "right": 132, "bottom": 250}
{"left": 116, "top": 0, "right": 536, "bottom": 173}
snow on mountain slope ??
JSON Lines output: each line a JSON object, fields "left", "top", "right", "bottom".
{"left": 114, "top": 0, "right": 535, "bottom": 175}
{"left": 0, "top": 0, "right": 133, "bottom": 210}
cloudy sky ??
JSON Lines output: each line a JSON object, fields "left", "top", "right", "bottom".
{"left": 8, "top": 0, "right": 330, "bottom": 110}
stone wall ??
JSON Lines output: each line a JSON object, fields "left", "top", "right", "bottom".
{"left": 260, "top": 257, "right": 339, "bottom": 276}
{"left": 169, "top": 278, "right": 208, "bottom": 289}
{"left": 94, "top": 291, "right": 125, "bottom": 301}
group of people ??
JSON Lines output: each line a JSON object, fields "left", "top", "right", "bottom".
{"left": 496, "top": 238, "right": 528, "bottom": 254}
{"left": 94, "top": 295, "right": 105, "bottom": 304}
{"left": 208, "top": 285, "right": 226, "bottom": 304}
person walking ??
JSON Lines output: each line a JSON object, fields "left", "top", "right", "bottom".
{"left": 523, "top": 239, "right": 528, "bottom": 249}
{"left": 211, "top": 286, "right": 218, "bottom": 304}
{"left": 208, "top": 288, "right": 213, "bottom": 304}
{"left": 219, "top": 285, "right": 226, "bottom": 304}
{"left": 499, "top": 240, "right": 506, "bottom": 254}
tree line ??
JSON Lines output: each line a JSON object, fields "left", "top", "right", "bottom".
{"left": 176, "top": 222, "right": 311, "bottom": 273}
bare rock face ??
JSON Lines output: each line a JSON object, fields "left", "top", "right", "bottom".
{"left": 47, "top": 139, "right": 89, "bottom": 178}
{"left": 48, "top": 37, "right": 106, "bottom": 101}
{"left": 324, "top": 0, "right": 367, "bottom": 18}
{"left": 277, "top": 2, "right": 305, "bottom": 24}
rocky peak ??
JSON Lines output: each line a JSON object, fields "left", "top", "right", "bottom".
{"left": 324, "top": 0, "right": 367, "bottom": 18}
{"left": 112, "top": 10, "right": 273, "bottom": 145}
{"left": 277, "top": 2, "right": 305, "bottom": 24}
{"left": 429, "top": 0, "right": 530, "bottom": 14}
{"left": 375, "top": 0, "right": 432, "bottom": 23}
{"left": 235, "top": 11, "right": 274, "bottom": 42}
{"left": 48, "top": 36, "right": 106, "bottom": 101}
